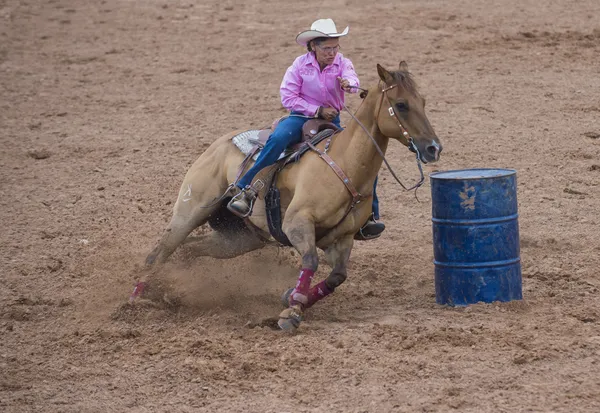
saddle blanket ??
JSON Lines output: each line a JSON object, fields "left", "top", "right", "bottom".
{"left": 231, "top": 130, "right": 286, "bottom": 161}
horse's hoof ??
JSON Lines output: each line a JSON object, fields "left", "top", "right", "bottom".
{"left": 280, "top": 287, "right": 294, "bottom": 308}
{"left": 277, "top": 305, "right": 303, "bottom": 333}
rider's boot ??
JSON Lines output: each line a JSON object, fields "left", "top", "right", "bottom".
{"left": 354, "top": 213, "right": 386, "bottom": 240}
{"left": 227, "top": 186, "right": 258, "bottom": 218}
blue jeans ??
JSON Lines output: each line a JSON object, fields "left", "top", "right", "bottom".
{"left": 238, "top": 112, "right": 380, "bottom": 219}
{"left": 372, "top": 175, "right": 380, "bottom": 220}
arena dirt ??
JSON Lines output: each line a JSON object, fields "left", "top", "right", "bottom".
{"left": 1, "top": 0, "right": 600, "bottom": 411}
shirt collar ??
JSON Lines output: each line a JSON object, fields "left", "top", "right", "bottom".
{"left": 305, "top": 51, "right": 341, "bottom": 69}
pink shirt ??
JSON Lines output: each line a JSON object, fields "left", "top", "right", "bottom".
{"left": 280, "top": 52, "right": 360, "bottom": 117}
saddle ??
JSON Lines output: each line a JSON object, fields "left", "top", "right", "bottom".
{"left": 250, "top": 118, "right": 341, "bottom": 152}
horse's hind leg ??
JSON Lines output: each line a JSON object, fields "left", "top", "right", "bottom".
{"left": 133, "top": 194, "right": 221, "bottom": 295}
{"left": 145, "top": 209, "right": 208, "bottom": 266}
{"left": 145, "top": 165, "right": 233, "bottom": 267}
{"left": 183, "top": 230, "right": 268, "bottom": 259}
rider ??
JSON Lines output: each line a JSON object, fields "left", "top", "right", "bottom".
{"left": 227, "top": 18, "right": 385, "bottom": 239}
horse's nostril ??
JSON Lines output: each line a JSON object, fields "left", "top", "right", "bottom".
{"left": 426, "top": 143, "right": 441, "bottom": 161}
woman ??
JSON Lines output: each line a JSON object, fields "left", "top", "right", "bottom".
{"left": 228, "top": 18, "right": 385, "bottom": 239}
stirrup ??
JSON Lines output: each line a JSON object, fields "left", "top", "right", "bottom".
{"left": 227, "top": 186, "right": 258, "bottom": 218}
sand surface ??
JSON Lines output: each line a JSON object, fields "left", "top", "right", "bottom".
{"left": 1, "top": 0, "right": 600, "bottom": 411}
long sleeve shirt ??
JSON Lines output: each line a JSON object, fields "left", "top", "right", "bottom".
{"left": 279, "top": 52, "right": 360, "bottom": 117}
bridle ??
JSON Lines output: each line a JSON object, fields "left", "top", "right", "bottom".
{"left": 342, "top": 83, "right": 425, "bottom": 191}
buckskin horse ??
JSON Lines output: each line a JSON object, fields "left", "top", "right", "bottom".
{"left": 131, "top": 62, "right": 442, "bottom": 332}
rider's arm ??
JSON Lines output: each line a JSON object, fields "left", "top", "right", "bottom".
{"left": 280, "top": 60, "right": 320, "bottom": 117}
{"left": 340, "top": 57, "right": 360, "bottom": 94}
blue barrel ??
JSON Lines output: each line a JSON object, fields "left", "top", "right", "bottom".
{"left": 430, "top": 168, "right": 522, "bottom": 306}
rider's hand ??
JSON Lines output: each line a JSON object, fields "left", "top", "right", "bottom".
{"left": 319, "top": 106, "right": 339, "bottom": 121}
{"left": 337, "top": 77, "right": 352, "bottom": 92}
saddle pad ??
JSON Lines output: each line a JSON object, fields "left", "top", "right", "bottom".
{"left": 231, "top": 130, "right": 286, "bottom": 161}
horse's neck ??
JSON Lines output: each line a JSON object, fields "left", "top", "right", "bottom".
{"left": 330, "top": 87, "right": 388, "bottom": 192}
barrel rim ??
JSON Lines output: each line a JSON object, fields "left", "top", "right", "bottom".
{"left": 432, "top": 213, "right": 519, "bottom": 225}
{"left": 430, "top": 168, "right": 516, "bottom": 180}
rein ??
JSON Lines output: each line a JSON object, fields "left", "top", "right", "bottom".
{"left": 343, "top": 84, "right": 425, "bottom": 192}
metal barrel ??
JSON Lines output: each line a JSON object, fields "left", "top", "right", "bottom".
{"left": 430, "top": 169, "right": 522, "bottom": 306}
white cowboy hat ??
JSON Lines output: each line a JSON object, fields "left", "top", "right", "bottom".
{"left": 295, "top": 18, "right": 349, "bottom": 46}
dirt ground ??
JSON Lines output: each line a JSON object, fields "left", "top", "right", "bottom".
{"left": 2, "top": 0, "right": 600, "bottom": 411}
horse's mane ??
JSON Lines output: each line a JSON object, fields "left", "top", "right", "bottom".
{"left": 360, "top": 69, "right": 418, "bottom": 99}
{"left": 390, "top": 70, "right": 418, "bottom": 94}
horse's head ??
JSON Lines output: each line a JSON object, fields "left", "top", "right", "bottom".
{"left": 375, "top": 62, "right": 442, "bottom": 164}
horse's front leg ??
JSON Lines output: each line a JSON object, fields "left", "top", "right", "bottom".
{"left": 278, "top": 212, "right": 319, "bottom": 332}
{"left": 305, "top": 235, "right": 353, "bottom": 309}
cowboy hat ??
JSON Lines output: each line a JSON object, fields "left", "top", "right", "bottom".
{"left": 295, "top": 18, "right": 349, "bottom": 46}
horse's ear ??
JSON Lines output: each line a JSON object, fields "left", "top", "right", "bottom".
{"left": 377, "top": 64, "right": 394, "bottom": 84}
{"left": 399, "top": 61, "right": 409, "bottom": 72}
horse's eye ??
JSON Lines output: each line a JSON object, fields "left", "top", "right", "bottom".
{"left": 395, "top": 102, "right": 409, "bottom": 112}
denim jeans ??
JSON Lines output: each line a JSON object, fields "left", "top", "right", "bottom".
{"left": 372, "top": 175, "right": 380, "bottom": 220}
{"left": 238, "top": 112, "right": 380, "bottom": 219}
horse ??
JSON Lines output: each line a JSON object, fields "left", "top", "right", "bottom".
{"left": 133, "top": 61, "right": 442, "bottom": 332}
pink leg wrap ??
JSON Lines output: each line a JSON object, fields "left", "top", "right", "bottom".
{"left": 129, "top": 281, "right": 147, "bottom": 303}
{"left": 289, "top": 268, "right": 315, "bottom": 306}
{"left": 305, "top": 280, "right": 334, "bottom": 308}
